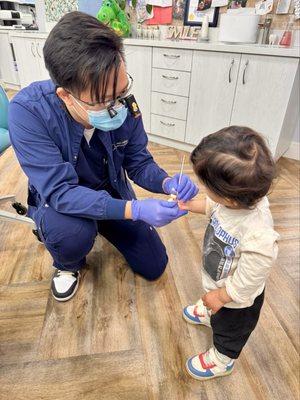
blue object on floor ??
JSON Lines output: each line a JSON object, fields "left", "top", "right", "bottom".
{"left": 0, "top": 127, "right": 10, "bottom": 153}
{"left": 0, "top": 84, "right": 10, "bottom": 153}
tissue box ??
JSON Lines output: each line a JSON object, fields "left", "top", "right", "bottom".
{"left": 219, "top": 10, "right": 260, "bottom": 44}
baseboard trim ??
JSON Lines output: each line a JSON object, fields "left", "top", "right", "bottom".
{"left": 283, "top": 141, "right": 300, "bottom": 161}
{"left": 148, "top": 133, "right": 195, "bottom": 153}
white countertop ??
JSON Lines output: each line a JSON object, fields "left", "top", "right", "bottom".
{"left": 3, "top": 30, "right": 300, "bottom": 58}
{"left": 124, "top": 38, "right": 300, "bottom": 58}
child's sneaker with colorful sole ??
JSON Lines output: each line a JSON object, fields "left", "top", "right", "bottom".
{"left": 182, "top": 299, "right": 211, "bottom": 327}
{"left": 186, "top": 347, "right": 234, "bottom": 381}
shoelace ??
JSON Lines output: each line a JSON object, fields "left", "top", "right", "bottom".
{"left": 56, "top": 270, "right": 77, "bottom": 278}
{"left": 199, "top": 350, "right": 216, "bottom": 369}
{"left": 193, "top": 305, "right": 205, "bottom": 318}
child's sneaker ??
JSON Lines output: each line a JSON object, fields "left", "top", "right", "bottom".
{"left": 182, "top": 299, "right": 211, "bottom": 327}
{"left": 186, "top": 347, "right": 234, "bottom": 381}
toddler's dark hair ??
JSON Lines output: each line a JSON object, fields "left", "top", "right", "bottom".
{"left": 190, "top": 126, "right": 277, "bottom": 208}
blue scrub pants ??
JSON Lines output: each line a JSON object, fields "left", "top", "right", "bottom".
{"left": 36, "top": 206, "right": 168, "bottom": 280}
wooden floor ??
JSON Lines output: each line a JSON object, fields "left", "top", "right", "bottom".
{"left": 0, "top": 141, "right": 299, "bottom": 400}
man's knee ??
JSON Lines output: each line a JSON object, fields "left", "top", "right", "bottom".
{"left": 131, "top": 225, "right": 168, "bottom": 281}
{"left": 40, "top": 208, "right": 97, "bottom": 263}
{"left": 143, "top": 252, "right": 168, "bottom": 281}
{"left": 56, "top": 222, "right": 97, "bottom": 264}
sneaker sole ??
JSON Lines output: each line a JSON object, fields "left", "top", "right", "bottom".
{"left": 51, "top": 278, "right": 80, "bottom": 302}
{"left": 185, "top": 360, "right": 233, "bottom": 381}
{"left": 182, "top": 310, "right": 211, "bottom": 327}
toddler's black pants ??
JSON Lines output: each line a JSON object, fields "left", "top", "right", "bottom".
{"left": 211, "top": 290, "right": 265, "bottom": 359}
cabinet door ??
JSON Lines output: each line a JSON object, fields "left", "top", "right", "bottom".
{"left": 231, "top": 54, "right": 299, "bottom": 156}
{"left": 35, "top": 39, "right": 50, "bottom": 81}
{"left": 0, "top": 33, "right": 19, "bottom": 85}
{"left": 185, "top": 51, "right": 241, "bottom": 145}
{"left": 124, "top": 45, "right": 151, "bottom": 132}
{"left": 11, "top": 37, "right": 40, "bottom": 88}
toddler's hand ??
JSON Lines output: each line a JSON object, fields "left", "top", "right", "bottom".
{"left": 178, "top": 200, "right": 192, "bottom": 210}
{"left": 202, "top": 289, "right": 229, "bottom": 314}
{"left": 178, "top": 199, "right": 201, "bottom": 212}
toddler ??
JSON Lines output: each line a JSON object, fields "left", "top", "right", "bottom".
{"left": 179, "top": 126, "right": 279, "bottom": 380}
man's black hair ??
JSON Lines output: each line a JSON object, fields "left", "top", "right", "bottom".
{"left": 43, "top": 11, "right": 124, "bottom": 103}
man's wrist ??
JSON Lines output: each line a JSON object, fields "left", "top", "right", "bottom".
{"left": 162, "top": 177, "right": 171, "bottom": 194}
{"left": 124, "top": 201, "right": 133, "bottom": 219}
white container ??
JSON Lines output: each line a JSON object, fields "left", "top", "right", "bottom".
{"left": 219, "top": 12, "right": 260, "bottom": 44}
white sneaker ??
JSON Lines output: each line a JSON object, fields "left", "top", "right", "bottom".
{"left": 182, "top": 299, "right": 211, "bottom": 327}
{"left": 186, "top": 347, "right": 234, "bottom": 381}
{"left": 51, "top": 269, "right": 80, "bottom": 302}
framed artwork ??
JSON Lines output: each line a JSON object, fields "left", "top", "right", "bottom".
{"left": 45, "top": 0, "right": 77, "bottom": 22}
{"left": 184, "top": 0, "right": 219, "bottom": 26}
{"left": 227, "top": 0, "right": 248, "bottom": 8}
{"left": 173, "top": 0, "right": 185, "bottom": 20}
{"left": 276, "top": 0, "right": 291, "bottom": 13}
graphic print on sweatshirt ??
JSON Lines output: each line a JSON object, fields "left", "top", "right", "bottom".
{"left": 203, "top": 214, "right": 240, "bottom": 281}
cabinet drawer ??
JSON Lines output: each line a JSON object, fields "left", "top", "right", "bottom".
{"left": 151, "top": 92, "right": 188, "bottom": 121}
{"left": 152, "top": 68, "right": 190, "bottom": 97}
{"left": 153, "top": 47, "right": 192, "bottom": 71}
{"left": 151, "top": 114, "right": 186, "bottom": 142}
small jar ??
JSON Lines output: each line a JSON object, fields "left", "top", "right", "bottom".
{"left": 279, "top": 16, "right": 294, "bottom": 47}
{"left": 153, "top": 26, "right": 161, "bottom": 40}
{"left": 136, "top": 24, "right": 142, "bottom": 39}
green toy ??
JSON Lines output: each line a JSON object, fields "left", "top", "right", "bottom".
{"left": 97, "top": 0, "right": 131, "bottom": 37}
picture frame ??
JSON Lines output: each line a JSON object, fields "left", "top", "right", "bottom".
{"left": 184, "top": 0, "right": 219, "bottom": 27}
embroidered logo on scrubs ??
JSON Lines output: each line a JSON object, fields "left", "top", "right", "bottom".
{"left": 203, "top": 214, "right": 239, "bottom": 281}
{"left": 112, "top": 140, "right": 128, "bottom": 151}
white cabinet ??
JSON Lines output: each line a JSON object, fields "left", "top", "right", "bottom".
{"left": 152, "top": 47, "right": 192, "bottom": 72}
{"left": 150, "top": 47, "right": 190, "bottom": 141}
{"left": 186, "top": 51, "right": 241, "bottom": 145}
{"left": 35, "top": 39, "right": 49, "bottom": 80}
{"left": 11, "top": 36, "right": 49, "bottom": 88}
{"left": 151, "top": 114, "right": 186, "bottom": 142}
{"left": 0, "top": 32, "right": 19, "bottom": 86}
{"left": 124, "top": 45, "right": 152, "bottom": 132}
{"left": 2, "top": 35, "right": 299, "bottom": 158}
{"left": 152, "top": 68, "right": 190, "bottom": 97}
{"left": 230, "top": 54, "right": 299, "bottom": 157}
{"left": 151, "top": 91, "right": 188, "bottom": 120}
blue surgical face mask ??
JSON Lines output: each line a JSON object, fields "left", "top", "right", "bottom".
{"left": 88, "top": 104, "right": 128, "bottom": 131}
{"left": 74, "top": 98, "right": 128, "bottom": 132}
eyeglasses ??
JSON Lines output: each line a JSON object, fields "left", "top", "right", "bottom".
{"left": 66, "top": 73, "right": 134, "bottom": 109}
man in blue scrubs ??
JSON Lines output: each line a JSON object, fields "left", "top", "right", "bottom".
{"left": 8, "top": 12, "right": 198, "bottom": 302}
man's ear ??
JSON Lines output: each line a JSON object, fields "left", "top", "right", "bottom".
{"left": 56, "top": 87, "right": 73, "bottom": 107}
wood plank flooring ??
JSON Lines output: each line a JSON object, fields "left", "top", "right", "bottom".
{"left": 0, "top": 140, "right": 299, "bottom": 400}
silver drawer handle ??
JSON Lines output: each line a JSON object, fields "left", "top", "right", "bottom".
{"left": 163, "top": 54, "right": 180, "bottom": 59}
{"left": 31, "top": 42, "right": 36, "bottom": 57}
{"left": 161, "top": 98, "right": 177, "bottom": 104}
{"left": 36, "top": 42, "right": 42, "bottom": 58}
{"left": 160, "top": 120, "right": 175, "bottom": 127}
{"left": 242, "top": 60, "right": 249, "bottom": 85}
{"left": 162, "top": 75, "right": 179, "bottom": 80}
{"left": 228, "top": 59, "right": 234, "bottom": 83}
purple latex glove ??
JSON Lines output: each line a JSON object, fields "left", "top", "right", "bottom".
{"left": 163, "top": 174, "right": 199, "bottom": 202}
{"left": 131, "top": 199, "right": 187, "bottom": 227}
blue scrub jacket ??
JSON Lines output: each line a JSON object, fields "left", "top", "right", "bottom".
{"left": 8, "top": 80, "right": 168, "bottom": 222}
